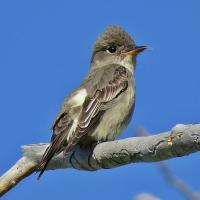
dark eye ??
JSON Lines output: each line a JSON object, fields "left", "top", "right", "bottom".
{"left": 107, "top": 46, "right": 117, "bottom": 53}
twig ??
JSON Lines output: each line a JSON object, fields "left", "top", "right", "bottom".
{"left": 159, "top": 161, "right": 200, "bottom": 200}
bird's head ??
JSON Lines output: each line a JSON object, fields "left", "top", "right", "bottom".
{"left": 91, "top": 25, "right": 146, "bottom": 72}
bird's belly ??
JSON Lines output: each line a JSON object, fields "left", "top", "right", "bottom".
{"left": 86, "top": 88, "right": 134, "bottom": 144}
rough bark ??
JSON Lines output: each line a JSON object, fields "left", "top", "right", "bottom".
{"left": 0, "top": 123, "right": 200, "bottom": 197}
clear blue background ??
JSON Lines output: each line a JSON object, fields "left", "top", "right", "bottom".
{"left": 0, "top": 1, "right": 200, "bottom": 199}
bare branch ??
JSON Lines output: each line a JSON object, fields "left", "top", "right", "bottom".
{"left": 158, "top": 162, "right": 200, "bottom": 200}
{"left": 136, "top": 126, "right": 200, "bottom": 200}
{"left": 134, "top": 193, "right": 160, "bottom": 200}
{"left": 1, "top": 123, "right": 200, "bottom": 197}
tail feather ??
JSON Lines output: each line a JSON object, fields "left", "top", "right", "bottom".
{"left": 37, "top": 132, "right": 66, "bottom": 179}
{"left": 37, "top": 159, "right": 50, "bottom": 179}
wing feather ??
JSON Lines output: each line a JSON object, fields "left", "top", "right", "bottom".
{"left": 63, "top": 66, "right": 129, "bottom": 155}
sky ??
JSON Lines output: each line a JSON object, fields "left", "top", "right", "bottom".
{"left": 0, "top": 1, "right": 200, "bottom": 199}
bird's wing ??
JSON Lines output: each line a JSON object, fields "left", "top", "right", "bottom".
{"left": 63, "top": 65, "right": 130, "bottom": 154}
{"left": 37, "top": 89, "right": 86, "bottom": 178}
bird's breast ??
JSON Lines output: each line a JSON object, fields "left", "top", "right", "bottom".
{"left": 86, "top": 83, "right": 135, "bottom": 144}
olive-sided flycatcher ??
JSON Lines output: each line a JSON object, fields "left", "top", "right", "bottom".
{"left": 38, "top": 25, "right": 146, "bottom": 178}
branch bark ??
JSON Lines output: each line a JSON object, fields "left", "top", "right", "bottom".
{"left": 136, "top": 126, "right": 200, "bottom": 200}
{"left": 1, "top": 123, "right": 200, "bottom": 197}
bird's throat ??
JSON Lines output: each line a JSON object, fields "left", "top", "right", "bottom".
{"left": 120, "top": 55, "right": 135, "bottom": 73}
{"left": 91, "top": 55, "right": 135, "bottom": 74}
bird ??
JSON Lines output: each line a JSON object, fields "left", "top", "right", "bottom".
{"left": 37, "top": 25, "right": 146, "bottom": 178}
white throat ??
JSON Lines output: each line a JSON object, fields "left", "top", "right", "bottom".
{"left": 91, "top": 55, "right": 135, "bottom": 74}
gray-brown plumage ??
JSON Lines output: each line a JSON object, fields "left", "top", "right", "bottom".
{"left": 38, "top": 25, "right": 146, "bottom": 178}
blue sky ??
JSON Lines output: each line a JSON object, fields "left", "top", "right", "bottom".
{"left": 0, "top": 1, "right": 200, "bottom": 199}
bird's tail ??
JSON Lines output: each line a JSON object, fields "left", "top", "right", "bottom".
{"left": 37, "top": 133, "right": 66, "bottom": 179}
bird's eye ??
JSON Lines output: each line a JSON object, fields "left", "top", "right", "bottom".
{"left": 106, "top": 46, "right": 117, "bottom": 53}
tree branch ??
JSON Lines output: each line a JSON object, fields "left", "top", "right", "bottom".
{"left": 1, "top": 123, "right": 200, "bottom": 197}
{"left": 136, "top": 126, "right": 200, "bottom": 200}
{"left": 158, "top": 161, "right": 200, "bottom": 200}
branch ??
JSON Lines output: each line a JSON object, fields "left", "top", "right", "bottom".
{"left": 134, "top": 193, "right": 160, "bottom": 200}
{"left": 136, "top": 126, "right": 200, "bottom": 200}
{"left": 158, "top": 162, "right": 200, "bottom": 200}
{"left": 1, "top": 123, "right": 200, "bottom": 196}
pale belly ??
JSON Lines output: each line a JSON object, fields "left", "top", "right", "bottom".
{"left": 85, "top": 85, "right": 135, "bottom": 144}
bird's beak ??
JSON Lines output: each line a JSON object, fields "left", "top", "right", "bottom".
{"left": 126, "top": 46, "right": 147, "bottom": 57}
